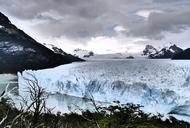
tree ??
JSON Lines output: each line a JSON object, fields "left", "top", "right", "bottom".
{"left": 21, "top": 73, "right": 47, "bottom": 127}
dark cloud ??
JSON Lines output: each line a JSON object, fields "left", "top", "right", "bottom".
{"left": 0, "top": 0, "right": 190, "bottom": 40}
{"left": 130, "top": 9, "right": 190, "bottom": 39}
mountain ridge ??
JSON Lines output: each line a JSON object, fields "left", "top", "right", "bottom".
{"left": 172, "top": 48, "right": 190, "bottom": 59}
{"left": 142, "top": 44, "right": 183, "bottom": 59}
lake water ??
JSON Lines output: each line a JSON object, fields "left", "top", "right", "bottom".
{"left": 0, "top": 74, "right": 18, "bottom": 94}
{"left": 3, "top": 59, "right": 190, "bottom": 122}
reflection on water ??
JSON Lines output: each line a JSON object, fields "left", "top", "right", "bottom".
{"left": 46, "top": 93, "right": 100, "bottom": 113}
{"left": 17, "top": 92, "right": 108, "bottom": 114}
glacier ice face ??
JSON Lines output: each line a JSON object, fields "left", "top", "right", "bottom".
{"left": 18, "top": 59, "right": 190, "bottom": 122}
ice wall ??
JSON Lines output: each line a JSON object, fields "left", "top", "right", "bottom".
{"left": 18, "top": 60, "right": 190, "bottom": 121}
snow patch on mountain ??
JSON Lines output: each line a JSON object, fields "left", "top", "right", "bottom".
{"left": 43, "top": 43, "right": 67, "bottom": 55}
{"left": 0, "top": 25, "right": 4, "bottom": 29}
{"left": 0, "top": 41, "right": 24, "bottom": 54}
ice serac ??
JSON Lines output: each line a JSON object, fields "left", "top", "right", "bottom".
{"left": 19, "top": 60, "right": 190, "bottom": 122}
{"left": 0, "top": 12, "right": 83, "bottom": 73}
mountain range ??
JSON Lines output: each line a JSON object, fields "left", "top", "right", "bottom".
{"left": 72, "top": 44, "right": 185, "bottom": 59}
{"left": 142, "top": 44, "right": 184, "bottom": 59}
{"left": 72, "top": 48, "right": 136, "bottom": 59}
{"left": 50, "top": 43, "right": 190, "bottom": 60}
{"left": 0, "top": 12, "right": 83, "bottom": 73}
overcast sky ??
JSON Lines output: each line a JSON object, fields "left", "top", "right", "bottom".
{"left": 1, "top": 0, "right": 190, "bottom": 54}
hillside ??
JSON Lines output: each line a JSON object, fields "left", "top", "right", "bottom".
{"left": 0, "top": 12, "right": 83, "bottom": 73}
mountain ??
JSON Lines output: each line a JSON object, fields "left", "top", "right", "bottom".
{"left": 142, "top": 45, "right": 158, "bottom": 56}
{"left": 72, "top": 49, "right": 130, "bottom": 59}
{"left": 142, "top": 44, "right": 183, "bottom": 59}
{"left": 0, "top": 12, "right": 83, "bottom": 73}
{"left": 72, "top": 48, "right": 141, "bottom": 60}
{"left": 150, "top": 44, "right": 183, "bottom": 59}
{"left": 43, "top": 43, "right": 67, "bottom": 55}
{"left": 172, "top": 48, "right": 190, "bottom": 59}
{"left": 73, "top": 48, "right": 94, "bottom": 58}
{"left": 90, "top": 53, "right": 125, "bottom": 59}
{"left": 126, "top": 56, "right": 134, "bottom": 59}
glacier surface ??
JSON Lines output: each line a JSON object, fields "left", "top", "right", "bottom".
{"left": 18, "top": 59, "right": 190, "bottom": 122}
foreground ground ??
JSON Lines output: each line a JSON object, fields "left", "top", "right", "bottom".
{"left": 0, "top": 98, "right": 190, "bottom": 128}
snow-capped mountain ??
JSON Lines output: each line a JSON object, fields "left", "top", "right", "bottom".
{"left": 73, "top": 49, "right": 135, "bottom": 59}
{"left": 142, "top": 44, "right": 183, "bottom": 59}
{"left": 150, "top": 44, "right": 183, "bottom": 59}
{"left": 73, "top": 48, "right": 94, "bottom": 58}
{"left": 90, "top": 53, "right": 125, "bottom": 59}
{"left": 43, "top": 43, "right": 67, "bottom": 56}
{"left": 72, "top": 48, "right": 137, "bottom": 59}
{"left": 142, "top": 45, "right": 158, "bottom": 56}
{"left": 0, "top": 12, "right": 83, "bottom": 73}
{"left": 172, "top": 48, "right": 190, "bottom": 59}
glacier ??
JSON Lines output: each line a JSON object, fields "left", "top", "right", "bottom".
{"left": 18, "top": 59, "right": 190, "bottom": 122}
